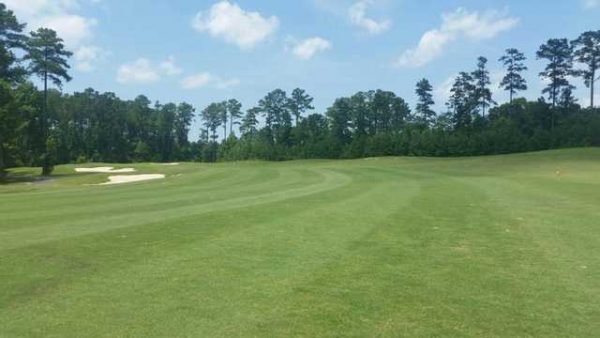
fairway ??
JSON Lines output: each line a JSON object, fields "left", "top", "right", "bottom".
{"left": 1, "top": 149, "right": 599, "bottom": 337}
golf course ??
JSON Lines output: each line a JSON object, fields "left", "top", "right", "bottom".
{"left": 0, "top": 148, "right": 599, "bottom": 337}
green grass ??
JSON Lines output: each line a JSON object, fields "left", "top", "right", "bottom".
{"left": 1, "top": 149, "right": 599, "bottom": 337}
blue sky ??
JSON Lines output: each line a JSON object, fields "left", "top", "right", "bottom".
{"left": 5, "top": 0, "right": 600, "bottom": 139}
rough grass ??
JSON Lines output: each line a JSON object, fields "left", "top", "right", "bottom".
{"left": 1, "top": 149, "right": 599, "bottom": 337}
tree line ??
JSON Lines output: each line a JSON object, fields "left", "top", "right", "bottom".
{"left": 1, "top": 3, "right": 599, "bottom": 177}
{"left": 198, "top": 30, "right": 600, "bottom": 161}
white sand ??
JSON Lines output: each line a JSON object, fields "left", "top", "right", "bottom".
{"left": 76, "top": 167, "right": 136, "bottom": 173}
{"left": 100, "top": 174, "right": 166, "bottom": 185}
{"left": 161, "top": 162, "right": 180, "bottom": 166}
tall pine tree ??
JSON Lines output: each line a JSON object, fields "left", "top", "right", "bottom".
{"left": 472, "top": 57, "right": 495, "bottom": 117}
{"left": 572, "top": 31, "right": 600, "bottom": 108}
{"left": 537, "top": 38, "right": 575, "bottom": 109}
{"left": 415, "top": 79, "right": 435, "bottom": 125}
{"left": 25, "top": 28, "right": 72, "bottom": 175}
{"left": 499, "top": 48, "right": 528, "bottom": 104}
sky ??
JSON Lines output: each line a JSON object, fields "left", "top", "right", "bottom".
{"left": 4, "top": 0, "right": 600, "bottom": 139}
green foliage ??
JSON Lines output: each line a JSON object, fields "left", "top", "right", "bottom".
{"left": 0, "top": 3, "right": 27, "bottom": 84}
{"left": 537, "top": 38, "right": 576, "bottom": 108}
{"left": 201, "top": 102, "right": 226, "bottom": 142}
{"left": 226, "top": 99, "right": 242, "bottom": 137}
{"left": 499, "top": 48, "right": 528, "bottom": 103}
{"left": 572, "top": 30, "right": 600, "bottom": 108}
{"left": 25, "top": 27, "right": 72, "bottom": 175}
{"left": 448, "top": 72, "right": 477, "bottom": 130}
{"left": 289, "top": 88, "right": 314, "bottom": 125}
{"left": 415, "top": 78, "right": 435, "bottom": 126}
{"left": 472, "top": 56, "right": 496, "bottom": 116}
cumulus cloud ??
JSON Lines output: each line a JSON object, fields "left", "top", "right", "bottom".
{"left": 36, "top": 13, "right": 97, "bottom": 48}
{"left": 116, "top": 56, "right": 186, "bottom": 84}
{"left": 181, "top": 73, "right": 240, "bottom": 90}
{"left": 159, "top": 56, "right": 183, "bottom": 76}
{"left": 3, "top": 0, "right": 79, "bottom": 19}
{"left": 291, "top": 37, "right": 332, "bottom": 60}
{"left": 4, "top": 0, "right": 103, "bottom": 72}
{"left": 74, "top": 45, "right": 103, "bottom": 72}
{"left": 192, "top": 1, "right": 279, "bottom": 49}
{"left": 395, "top": 8, "right": 519, "bottom": 68}
{"left": 117, "top": 58, "right": 161, "bottom": 84}
{"left": 348, "top": 0, "right": 391, "bottom": 35}
{"left": 215, "top": 77, "right": 241, "bottom": 89}
{"left": 181, "top": 73, "right": 212, "bottom": 89}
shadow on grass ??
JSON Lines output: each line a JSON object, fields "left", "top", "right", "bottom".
{"left": 0, "top": 172, "right": 86, "bottom": 185}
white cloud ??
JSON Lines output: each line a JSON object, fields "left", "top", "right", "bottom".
{"left": 583, "top": 0, "right": 600, "bottom": 8}
{"left": 192, "top": 1, "right": 279, "bottom": 50}
{"left": 215, "top": 77, "right": 240, "bottom": 89}
{"left": 348, "top": 0, "right": 391, "bottom": 35}
{"left": 181, "top": 73, "right": 212, "bottom": 89}
{"left": 3, "top": 0, "right": 79, "bottom": 18}
{"left": 181, "top": 73, "right": 240, "bottom": 90}
{"left": 36, "top": 13, "right": 97, "bottom": 47}
{"left": 116, "top": 56, "right": 188, "bottom": 84}
{"left": 74, "top": 45, "right": 103, "bottom": 72}
{"left": 292, "top": 37, "right": 332, "bottom": 60}
{"left": 159, "top": 56, "right": 183, "bottom": 76}
{"left": 4, "top": 0, "right": 104, "bottom": 72}
{"left": 117, "top": 58, "right": 161, "bottom": 84}
{"left": 395, "top": 8, "right": 519, "bottom": 68}
{"left": 434, "top": 74, "right": 456, "bottom": 105}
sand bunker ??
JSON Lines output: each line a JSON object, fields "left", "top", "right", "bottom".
{"left": 100, "top": 174, "right": 165, "bottom": 185}
{"left": 76, "top": 167, "right": 136, "bottom": 173}
{"left": 160, "top": 162, "right": 180, "bottom": 166}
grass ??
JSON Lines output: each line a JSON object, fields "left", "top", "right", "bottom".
{"left": 1, "top": 148, "right": 599, "bottom": 337}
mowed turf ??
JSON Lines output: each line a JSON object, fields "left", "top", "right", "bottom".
{"left": 1, "top": 149, "right": 599, "bottom": 337}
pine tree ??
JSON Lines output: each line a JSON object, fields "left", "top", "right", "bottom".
{"left": 537, "top": 38, "right": 575, "bottom": 109}
{"left": 415, "top": 79, "right": 435, "bottom": 125}
{"left": 572, "top": 31, "right": 600, "bottom": 108}
{"left": 472, "top": 57, "right": 495, "bottom": 117}
{"left": 25, "top": 28, "right": 72, "bottom": 175}
{"left": 499, "top": 48, "right": 528, "bottom": 104}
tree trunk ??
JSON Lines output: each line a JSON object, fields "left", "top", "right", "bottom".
{"left": 0, "top": 136, "right": 5, "bottom": 179}
{"left": 42, "top": 70, "right": 52, "bottom": 176}
{"left": 552, "top": 82, "right": 557, "bottom": 109}
{"left": 591, "top": 69, "right": 595, "bottom": 109}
